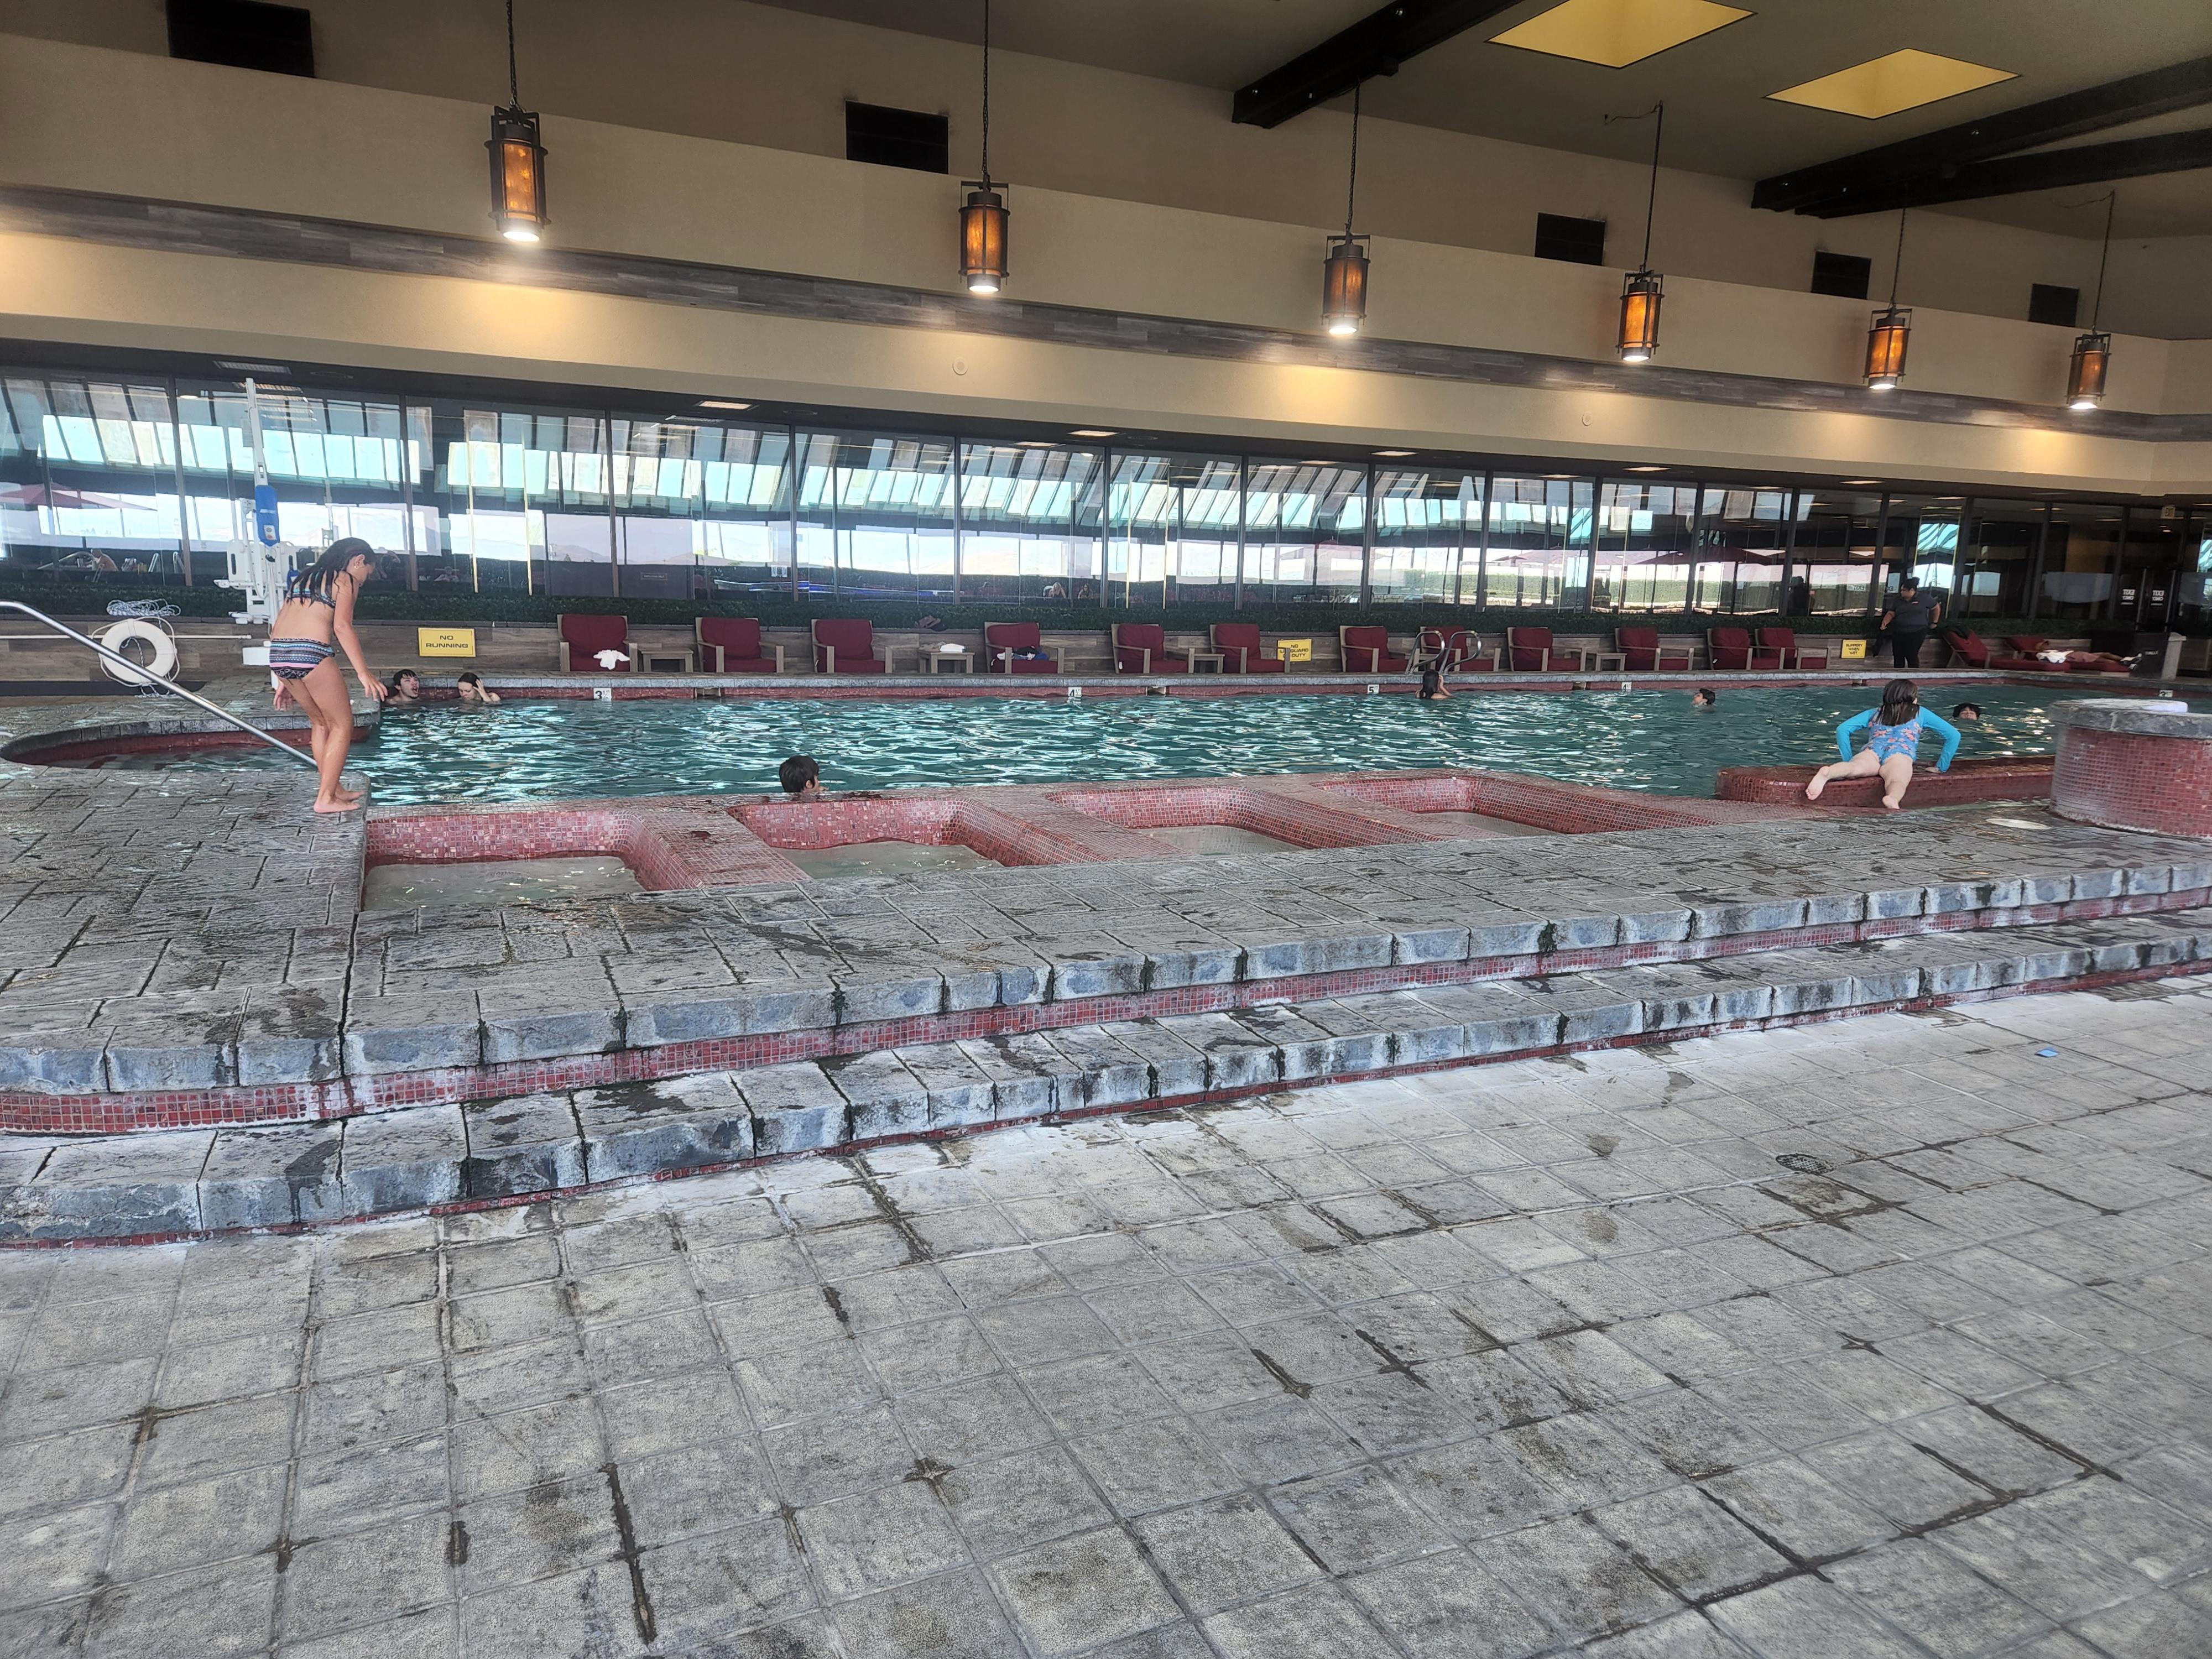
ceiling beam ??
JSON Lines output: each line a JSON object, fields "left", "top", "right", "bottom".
{"left": 1752, "top": 53, "right": 2212, "bottom": 215}
{"left": 1232, "top": 0, "right": 1526, "bottom": 129}
{"left": 1801, "top": 128, "right": 2212, "bottom": 218}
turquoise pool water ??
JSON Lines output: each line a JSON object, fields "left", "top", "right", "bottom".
{"left": 87, "top": 683, "right": 2102, "bottom": 804}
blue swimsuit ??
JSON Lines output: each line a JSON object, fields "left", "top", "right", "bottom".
{"left": 1837, "top": 707, "right": 1961, "bottom": 770}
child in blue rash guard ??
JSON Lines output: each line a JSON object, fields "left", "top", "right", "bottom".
{"left": 1803, "top": 678, "right": 1960, "bottom": 811}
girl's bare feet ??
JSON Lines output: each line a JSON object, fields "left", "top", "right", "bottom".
{"left": 1804, "top": 768, "right": 1829, "bottom": 802}
{"left": 312, "top": 796, "right": 360, "bottom": 813}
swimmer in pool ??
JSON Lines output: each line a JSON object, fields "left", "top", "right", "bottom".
{"left": 1691, "top": 687, "right": 1717, "bottom": 709}
{"left": 1804, "top": 678, "right": 1960, "bottom": 810}
{"left": 386, "top": 669, "right": 422, "bottom": 706}
{"left": 457, "top": 671, "right": 502, "bottom": 705}
{"left": 1952, "top": 701, "right": 1981, "bottom": 724}
{"left": 779, "top": 754, "right": 823, "bottom": 798}
{"left": 1417, "top": 665, "right": 1451, "bottom": 701}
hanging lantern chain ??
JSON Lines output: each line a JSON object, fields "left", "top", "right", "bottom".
{"left": 1887, "top": 208, "right": 1907, "bottom": 307}
{"left": 505, "top": 0, "right": 520, "bottom": 110}
{"left": 980, "top": 0, "right": 992, "bottom": 185}
{"left": 1345, "top": 82, "right": 1361, "bottom": 237}
{"left": 2088, "top": 190, "right": 2116, "bottom": 330}
{"left": 1640, "top": 101, "right": 1663, "bottom": 269}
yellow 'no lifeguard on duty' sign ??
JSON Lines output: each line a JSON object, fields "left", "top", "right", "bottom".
{"left": 1839, "top": 638, "right": 1869, "bottom": 660}
{"left": 416, "top": 628, "right": 477, "bottom": 658}
{"left": 1275, "top": 639, "right": 1312, "bottom": 665}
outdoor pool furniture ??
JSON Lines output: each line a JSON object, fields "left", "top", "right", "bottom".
{"left": 1615, "top": 626, "right": 1693, "bottom": 672}
{"left": 1757, "top": 627, "right": 1827, "bottom": 670}
{"left": 985, "top": 622, "right": 1062, "bottom": 674}
{"left": 812, "top": 618, "right": 888, "bottom": 674}
{"left": 695, "top": 616, "right": 782, "bottom": 673}
{"left": 1211, "top": 623, "right": 1286, "bottom": 674}
{"left": 1507, "top": 627, "right": 1577, "bottom": 671}
{"left": 558, "top": 613, "right": 639, "bottom": 672}
{"left": 1339, "top": 626, "right": 1407, "bottom": 672}
{"left": 1707, "top": 627, "right": 1782, "bottom": 670}
{"left": 1113, "top": 624, "right": 1191, "bottom": 673}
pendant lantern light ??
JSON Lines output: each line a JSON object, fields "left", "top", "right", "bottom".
{"left": 2067, "top": 192, "right": 2118, "bottom": 411}
{"left": 1614, "top": 103, "right": 1666, "bottom": 363}
{"left": 487, "top": 0, "right": 547, "bottom": 244}
{"left": 1864, "top": 210, "right": 1912, "bottom": 390}
{"left": 1321, "top": 83, "right": 1371, "bottom": 337}
{"left": 958, "top": 0, "right": 1010, "bottom": 295}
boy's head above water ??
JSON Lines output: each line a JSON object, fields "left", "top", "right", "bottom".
{"left": 779, "top": 754, "right": 821, "bottom": 797}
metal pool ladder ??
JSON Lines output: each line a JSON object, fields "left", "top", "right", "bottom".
{"left": 1, "top": 599, "right": 316, "bottom": 768}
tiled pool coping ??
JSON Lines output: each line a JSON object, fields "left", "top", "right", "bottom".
{"left": 3, "top": 672, "right": 2203, "bottom": 1140}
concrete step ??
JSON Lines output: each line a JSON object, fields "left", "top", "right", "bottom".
{"left": 6, "top": 908, "right": 2209, "bottom": 1242}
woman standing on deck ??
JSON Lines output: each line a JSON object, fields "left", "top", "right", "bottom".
{"left": 269, "top": 538, "right": 387, "bottom": 812}
{"left": 1803, "top": 678, "right": 1959, "bottom": 811}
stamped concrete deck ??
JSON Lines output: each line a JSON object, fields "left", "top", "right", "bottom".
{"left": 1, "top": 985, "right": 2206, "bottom": 1656}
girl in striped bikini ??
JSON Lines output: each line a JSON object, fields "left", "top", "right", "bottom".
{"left": 269, "top": 538, "right": 387, "bottom": 812}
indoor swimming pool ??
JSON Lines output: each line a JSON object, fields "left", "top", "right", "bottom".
{"left": 78, "top": 682, "right": 2105, "bottom": 804}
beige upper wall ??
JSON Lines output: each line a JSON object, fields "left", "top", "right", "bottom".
{"left": 5, "top": 0, "right": 2209, "bottom": 342}
{"left": 0, "top": 32, "right": 2205, "bottom": 496}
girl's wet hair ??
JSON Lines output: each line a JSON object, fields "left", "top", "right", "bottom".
{"left": 1880, "top": 678, "right": 1921, "bottom": 725}
{"left": 457, "top": 671, "right": 482, "bottom": 686}
{"left": 288, "top": 536, "right": 380, "bottom": 601}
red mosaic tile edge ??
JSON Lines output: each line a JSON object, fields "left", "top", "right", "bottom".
{"left": 6, "top": 884, "right": 2201, "bottom": 1135}
{"left": 11, "top": 953, "right": 2200, "bottom": 1249}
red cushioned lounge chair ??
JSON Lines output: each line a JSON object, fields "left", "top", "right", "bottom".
{"left": 1338, "top": 626, "right": 1408, "bottom": 673}
{"left": 1113, "top": 623, "right": 1188, "bottom": 673}
{"left": 811, "top": 618, "right": 887, "bottom": 674}
{"left": 1211, "top": 623, "right": 1286, "bottom": 674}
{"left": 1615, "top": 626, "right": 1693, "bottom": 672}
{"left": 695, "top": 616, "right": 782, "bottom": 674}
{"left": 1418, "top": 628, "right": 1496, "bottom": 671}
{"left": 1757, "top": 627, "right": 1827, "bottom": 670}
{"left": 1707, "top": 627, "right": 1781, "bottom": 670}
{"left": 1943, "top": 629, "right": 1992, "bottom": 668}
{"left": 1507, "top": 627, "right": 1577, "bottom": 671}
{"left": 1986, "top": 634, "right": 2050, "bottom": 671}
{"left": 558, "top": 613, "right": 639, "bottom": 672}
{"left": 985, "top": 621, "right": 1061, "bottom": 674}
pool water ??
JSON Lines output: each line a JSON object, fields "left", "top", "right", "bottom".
{"left": 97, "top": 684, "right": 2098, "bottom": 805}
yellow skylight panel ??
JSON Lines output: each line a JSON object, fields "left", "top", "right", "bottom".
{"left": 1768, "top": 49, "right": 2016, "bottom": 119}
{"left": 1490, "top": 0, "right": 1752, "bottom": 69}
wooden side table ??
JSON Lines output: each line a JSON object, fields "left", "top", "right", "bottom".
{"left": 1592, "top": 651, "right": 1627, "bottom": 671}
{"left": 638, "top": 648, "right": 696, "bottom": 674}
{"left": 921, "top": 645, "right": 973, "bottom": 674}
{"left": 1184, "top": 651, "right": 1225, "bottom": 674}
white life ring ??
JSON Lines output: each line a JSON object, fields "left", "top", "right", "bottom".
{"left": 93, "top": 618, "right": 179, "bottom": 686}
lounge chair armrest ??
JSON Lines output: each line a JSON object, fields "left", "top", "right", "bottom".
{"left": 771, "top": 644, "right": 785, "bottom": 672}
{"left": 822, "top": 644, "right": 835, "bottom": 673}
{"left": 559, "top": 640, "right": 572, "bottom": 672}
{"left": 627, "top": 644, "right": 645, "bottom": 671}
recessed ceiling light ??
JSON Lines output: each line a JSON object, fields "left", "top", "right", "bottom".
{"left": 1016, "top": 439, "right": 1057, "bottom": 447}
{"left": 699, "top": 399, "right": 752, "bottom": 410}
{"left": 1491, "top": 0, "right": 1750, "bottom": 69}
{"left": 1769, "top": 50, "right": 2015, "bottom": 120}
{"left": 1625, "top": 464, "right": 1667, "bottom": 473}
{"left": 1374, "top": 449, "right": 1416, "bottom": 458}
{"left": 216, "top": 360, "right": 293, "bottom": 375}
{"left": 1843, "top": 478, "right": 1882, "bottom": 486}
{"left": 1071, "top": 429, "right": 1117, "bottom": 439}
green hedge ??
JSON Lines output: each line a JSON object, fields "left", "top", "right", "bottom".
{"left": 3, "top": 573, "right": 2166, "bottom": 642}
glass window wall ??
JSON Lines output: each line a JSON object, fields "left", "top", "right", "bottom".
{"left": 4, "top": 357, "right": 2204, "bottom": 621}
{"left": 1369, "top": 468, "right": 1480, "bottom": 604}
{"left": 1244, "top": 461, "right": 1362, "bottom": 606}
{"left": 1484, "top": 476, "right": 1591, "bottom": 609}
{"left": 1593, "top": 481, "right": 1700, "bottom": 611}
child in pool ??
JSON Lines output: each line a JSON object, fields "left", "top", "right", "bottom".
{"left": 1804, "top": 678, "right": 1960, "bottom": 810}
{"left": 456, "top": 671, "right": 502, "bottom": 705}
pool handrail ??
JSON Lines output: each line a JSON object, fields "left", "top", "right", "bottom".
{"left": 0, "top": 599, "right": 316, "bottom": 769}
